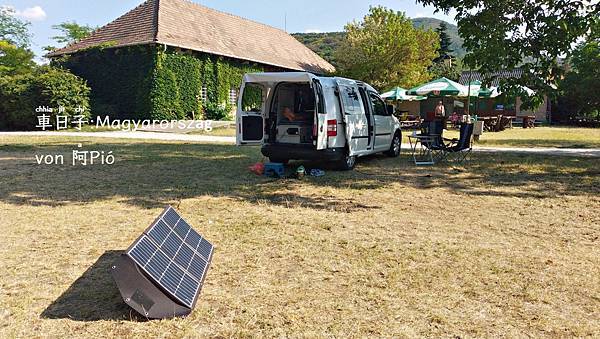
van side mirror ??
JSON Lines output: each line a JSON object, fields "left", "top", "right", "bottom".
{"left": 386, "top": 104, "right": 395, "bottom": 116}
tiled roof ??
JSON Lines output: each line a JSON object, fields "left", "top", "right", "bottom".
{"left": 47, "top": 0, "right": 335, "bottom": 74}
{"left": 459, "top": 69, "right": 523, "bottom": 87}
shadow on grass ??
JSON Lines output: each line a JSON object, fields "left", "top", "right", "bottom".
{"left": 0, "top": 140, "right": 599, "bottom": 209}
{"left": 40, "top": 250, "right": 144, "bottom": 322}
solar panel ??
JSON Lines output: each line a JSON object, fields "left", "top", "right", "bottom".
{"left": 126, "top": 206, "right": 213, "bottom": 309}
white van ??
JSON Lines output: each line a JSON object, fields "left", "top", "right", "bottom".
{"left": 236, "top": 72, "right": 401, "bottom": 170}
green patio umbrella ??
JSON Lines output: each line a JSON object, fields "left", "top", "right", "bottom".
{"left": 406, "top": 77, "right": 469, "bottom": 97}
{"left": 380, "top": 87, "right": 426, "bottom": 101}
{"left": 468, "top": 80, "right": 500, "bottom": 98}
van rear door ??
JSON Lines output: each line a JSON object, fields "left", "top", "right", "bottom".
{"left": 336, "top": 80, "right": 370, "bottom": 155}
{"left": 313, "top": 79, "right": 327, "bottom": 150}
{"left": 236, "top": 82, "right": 265, "bottom": 146}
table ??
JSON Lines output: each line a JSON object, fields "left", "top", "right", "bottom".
{"left": 520, "top": 115, "right": 536, "bottom": 128}
{"left": 400, "top": 120, "right": 422, "bottom": 129}
{"left": 478, "top": 116, "right": 499, "bottom": 132}
{"left": 408, "top": 134, "right": 440, "bottom": 165}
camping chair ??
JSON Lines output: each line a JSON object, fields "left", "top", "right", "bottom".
{"left": 440, "top": 123, "right": 474, "bottom": 163}
{"left": 420, "top": 120, "right": 445, "bottom": 161}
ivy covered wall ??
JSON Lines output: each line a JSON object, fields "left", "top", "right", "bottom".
{"left": 59, "top": 45, "right": 155, "bottom": 119}
{"left": 58, "top": 44, "right": 267, "bottom": 120}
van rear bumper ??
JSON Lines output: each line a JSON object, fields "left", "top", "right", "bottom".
{"left": 261, "top": 144, "right": 345, "bottom": 161}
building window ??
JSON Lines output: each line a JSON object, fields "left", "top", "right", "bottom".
{"left": 229, "top": 88, "right": 238, "bottom": 106}
{"left": 201, "top": 85, "right": 207, "bottom": 102}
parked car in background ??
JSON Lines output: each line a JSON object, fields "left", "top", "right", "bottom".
{"left": 236, "top": 72, "right": 401, "bottom": 170}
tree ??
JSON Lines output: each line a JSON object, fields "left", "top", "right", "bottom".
{"left": 52, "top": 22, "right": 95, "bottom": 45}
{"left": 335, "top": 6, "right": 439, "bottom": 90}
{"left": 0, "top": 40, "right": 35, "bottom": 75}
{"left": 430, "top": 57, "right": 462, "bottom": 81}
{"left": 560, "top": 23, "right": 600, "bottom": 119}
{"left": 0, "top": 6, "right": 31, "bottom": 47}
{"left": 416, "top": 0, "right": 599, "bottom": 106}
{"left": 435, "top": 22, "right": 453, "bottom": 61}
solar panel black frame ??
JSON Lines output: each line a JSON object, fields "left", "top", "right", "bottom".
{"left": 126, "top": 206, "right": 214, "bottom": 309}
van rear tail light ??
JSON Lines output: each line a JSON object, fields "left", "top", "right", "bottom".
{"left": 327, "top": 119, "right": 337, "bottom": 137}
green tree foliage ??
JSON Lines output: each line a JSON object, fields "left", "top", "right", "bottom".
{"left": 293, "top": 19, "right": 466, "bottom": 68}
{"left": 416, "top": 0, "right": 599, "bottom": 106}
{"left": 412, "top": 17, "right": 465, "bottom": 57}
{"left": 0, "top": 40, "right": 35, "bottom": 75}
{"left": 0, "top": 7, "right": 31, "bottom": 47}
{"left": 560, "top": 28, "right": 600, "bottom": 119}
{"left": 52, "top": 22, "right": 95, "bottom": 44}
{"left": 335, "top": 6, "right": 439, "bottom": 90}
{"left": 430, "top": 58, "right": 462, "bottom": 81}
{"left": 45, "top": 22, "right": 96, "bottom": 53}
{"left": 0, "top": 66, "right": 91, "bottom": 130}
{"left": 292, "top": 32, "right": 345, "bottom": 69}
{"left": 435, "top": 22, "right": 453, "bottom": 60}
{"left": 431, "top": 22, "right": 460, "bottom": 81}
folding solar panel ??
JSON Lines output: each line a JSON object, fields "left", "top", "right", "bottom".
{"left": 112, "top": 206, "right": 214, "bottom": 319}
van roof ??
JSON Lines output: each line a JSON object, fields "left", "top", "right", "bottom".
{"left": 243, "top": 72, "right": 319, "bottom": 84}
{"left": 243, "top": 72, "right": 379, "bottom": 94}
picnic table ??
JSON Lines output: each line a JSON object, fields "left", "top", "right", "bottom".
{"left": 478, "top": 115, "right": 515, "bottom": 132}
{"left": 478, "top": 117, "right": 498, "bottom": 132}
{"left": 520, "top": 115, "right": 536, "bottom": 128}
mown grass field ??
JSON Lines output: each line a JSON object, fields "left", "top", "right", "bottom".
{"left": 0, "top": 136, "right": 598, "bottom": 338}
{"left": 444, "top": 126, "right": 600, "bottom": 149}
{"left": 187, "top": 125, "right": 600, "bottom": 149}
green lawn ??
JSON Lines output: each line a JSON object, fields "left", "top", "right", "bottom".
{"left": 0, "top": 136, "right": 598, "bottom": 337}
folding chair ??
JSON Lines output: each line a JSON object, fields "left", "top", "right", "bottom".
{"left": 441, "top": 123, "right": 474, "bottom": 163}
{"left": 420, "top": 120, "right": 446, "bottom": 161}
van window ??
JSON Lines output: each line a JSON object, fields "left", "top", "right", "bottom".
{"left": 369, "top": 92, "right": 388, "bottom": 116}
{"left": 241, "top": 84, "right": 263, "bottom": 112}
{"left": 340, "top": 85, "right": 361, "bottom": 114}
{"left": 314, "top": 80, "right": 326, "bottom": 114}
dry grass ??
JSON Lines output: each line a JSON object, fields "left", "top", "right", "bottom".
{"left": 0, "top": 136, "right": 598, "bottom": 338}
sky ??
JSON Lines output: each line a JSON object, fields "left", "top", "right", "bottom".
{"left": 1, "top": 0, "right": 457, "bottom": 61}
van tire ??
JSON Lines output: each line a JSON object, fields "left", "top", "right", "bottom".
{"left": 269, "top": 158, "right": 289, "bottom": 164}
{"left": 385, "top": 131, "right": 401, "bottom": 157}
{"left": 337, "top": 151, "right": 356, "bottom": 171}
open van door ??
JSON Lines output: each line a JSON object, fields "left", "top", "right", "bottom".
{"left": 313, "top": 79, "right": 328, "bottom": 151}
{"left": 236, "top": 82, "right": 265, "bottom": 146}
{"left": 336, "top": 79, "right": 370, "bottom": 156}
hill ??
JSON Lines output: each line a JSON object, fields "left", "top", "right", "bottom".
{"left": 291, "top": 32, "right": 346, "bottom": 69}
{"left": 292, "top": 18, "right": 465, "bottom": 69}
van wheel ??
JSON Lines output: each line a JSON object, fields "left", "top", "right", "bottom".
{"left": 269, "top": 158, "right": 289, "bottom": 164}
{"left": 385, "top": 131, "right": 401, "bottom": 157}
{"left": 337, "top": 152, "right": 356, "bottom": 171}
